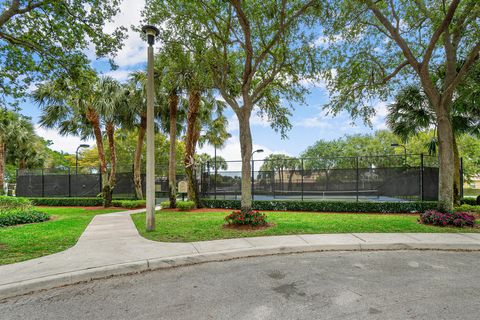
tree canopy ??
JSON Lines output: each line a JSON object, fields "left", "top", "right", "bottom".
{"left": 0, "top": 0, "right": 126, "bottom": 107}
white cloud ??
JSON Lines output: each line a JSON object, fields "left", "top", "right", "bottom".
{"left": 104, "top": 69, "right": 132, "bottom": 81}
{"left": 35, "top": 125, "right": 94, "bottom": 154}
{"left": 371, "top": 101, "right": 390, "bottom": 130}
{"left": 295, "top": 116, "right": 332, "bottom": 129}
{"left": 104, "top": 1, "right": 147, "bottom": 68}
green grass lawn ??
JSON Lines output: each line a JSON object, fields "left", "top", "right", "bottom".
{"left": 0, "top": 207, "right": 120, "bottom": 265}
{"left": 132, "top": 210, "right": 480, "bottom": 242}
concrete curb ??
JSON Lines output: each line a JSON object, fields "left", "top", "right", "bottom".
{"left": 2, "top": 242, "right": 480, "bottom": 301}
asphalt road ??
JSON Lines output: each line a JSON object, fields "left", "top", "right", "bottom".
{"left": 2, "top": 251, "right": 480, "bottom": 320}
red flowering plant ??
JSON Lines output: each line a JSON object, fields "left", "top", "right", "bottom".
{"left": 419, "top": 210, "right": 476, "bottom": 228}
{"left": 225, "top": 210, "right": 268, "bottom": 226}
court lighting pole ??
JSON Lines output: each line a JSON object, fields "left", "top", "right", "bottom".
{"left": 251, "top": 149, "right": 264, "bottom": 201}
{"left": 142, "top": 25, "right": 159, "bottom": 232}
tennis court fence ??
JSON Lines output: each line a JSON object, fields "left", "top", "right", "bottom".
{"left": 15, "top": 154, "right": 460, "bottom": 202}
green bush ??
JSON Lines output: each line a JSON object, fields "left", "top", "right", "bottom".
{"left": 29, "top": 197, "right": 104, "bottom": 206}
{"left": 111, "top": 199, "right": 146, "bottom": 209}
{"left": 201, "top": 199, "right": 438, "bottom": 213}
{"left": 160, "top": 201, "right": 170, "bottom": 209}
{"left": 460, "top": 198, "right": 478, "bottom": 206}
{"left": 0, "top": 196, "right": 32, "bottom": 210}
{"left": 176, "top": 201, "right": 196, "bottom": 211}
{"left": 0, "top": 209, "right": 50, "bottom": 227}
{"left": 455, "top": 204, "right": 480, "bottom": 214}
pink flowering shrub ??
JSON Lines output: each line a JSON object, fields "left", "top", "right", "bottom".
{"left": 225, "top": 210, "right": 268, "bottom": 226}
{"left": 419, "top": 210, "right": 476, "bottom": 228}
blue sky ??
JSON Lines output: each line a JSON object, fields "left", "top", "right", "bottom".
{"left": 16, "top": 1, "right": 387, "bottom": 160}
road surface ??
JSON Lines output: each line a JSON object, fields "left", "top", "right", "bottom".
{"left": 2, "top": 250, "right": 479, "bottom": 319}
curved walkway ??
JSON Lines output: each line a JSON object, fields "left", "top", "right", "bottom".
{"left": 1, "top": 209, "right": 480, "bottom": 300}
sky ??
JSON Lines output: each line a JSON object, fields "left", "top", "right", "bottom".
{"left": 19, "top": 1, "right": 387, "bottom": 163}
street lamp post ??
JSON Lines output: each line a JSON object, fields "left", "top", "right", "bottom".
{"left": 75, "top": 144, "right": 90, "bottom": 174}
{"left": 391, "top": 143, "right": 407, "bottom": 166}
{"left": 251, "top": 149, "right": 264, "bottom": 201}
{"left": 142, "top": 25, "right": 159, "bottom": 232}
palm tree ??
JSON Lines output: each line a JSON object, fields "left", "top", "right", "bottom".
{"left": 0, "top": 110, "right": 39, "bottom": 192}
{"left": 387, "top": 80, "right": 480, "bottom": 203}
{"left": 33, "top": 71, "right": 121, "bottom": 207}
{"left": 155, "top": 44, "right": 188, "bottom": 208}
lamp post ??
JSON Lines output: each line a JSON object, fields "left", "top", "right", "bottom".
{"left": 391, "top": 143, "right": 407, "bottom": 166}
{"left": 142, "top": 25, "right": 159, "bottom": 232}
{"left": 75, "top": 144, "right": 90, "bottom": 174}
{"left": 251, "top": 149, "right": 264, "bottom": 201}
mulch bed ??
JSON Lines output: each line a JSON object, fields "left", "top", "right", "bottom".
{"left": 222, "top": 222, "right": 275, "bottom": 231}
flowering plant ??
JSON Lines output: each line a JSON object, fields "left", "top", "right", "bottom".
{"left": 225, "top": 210, "right": 267, "bottom": 226}
{"left": 419, "top": 210, "right": 475, "bottom": 228}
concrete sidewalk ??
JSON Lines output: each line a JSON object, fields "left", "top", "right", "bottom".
{"left": 1, "top": 209, "right": 480, "bottom": 300}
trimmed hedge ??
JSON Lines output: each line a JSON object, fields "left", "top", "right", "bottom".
{"left": 0, "top": 196, "right": 32, "bottom": 210}
{"left": 460, "top": 198, "right": 479, "bottom": 206}
{"left": 160, "top": 200, "right": 196, "bottom": 211}
{"left": 0, "top": 209, "right": 50, "bottom": 227}
{"left": 29, "top": 197, "right": 104, "bottom": 206}
{"left": 201, "top": 199, "right": 439, "bottom": 213}
{"left": 111, "top": 200, "right": 146, "bottom": 209}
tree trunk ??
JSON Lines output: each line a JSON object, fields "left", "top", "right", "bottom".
{"left": 237, "top": 108, "right": 253, "bottom": 213}
{"left": 105, "top": 121, "right": 116, "bottom": 207}
{"left": 453, "top": 134, "right": 461, "bottom": 205}
{"left": 133, "top": 113, "right": 146, "bottom": 200}
{"left": 168, "top": 92, "right": 178, "bottom": 208}
{"left": 435, "top": 106, "right": 455, "bottom": 211}
{"left": 0, "top": 141, "right": 4, "bottom": 195}
{"left": 86, "top": 108, "right": 110, "bottom": 206}
{"left": 184, "top": 90, "right": 201, "bottom": 208}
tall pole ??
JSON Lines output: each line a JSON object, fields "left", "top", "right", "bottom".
{"left": 214, "top": 146, "right": 217, "bottom": 200}
{"left": 143, "top": 25, "right": 159, "bottom": 232}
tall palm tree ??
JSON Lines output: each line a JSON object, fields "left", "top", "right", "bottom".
{"left": 155, "top": 44, "right": 189, "bottom": 208}
{"left": 33, "top": 71, "right": 122, "bottom": 207}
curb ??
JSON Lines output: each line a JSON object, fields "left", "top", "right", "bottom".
{"left": 2, "top": 242, "right": 480, "bottom": 301}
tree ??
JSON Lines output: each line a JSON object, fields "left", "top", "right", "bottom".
{"left": 0, "top": 109, "right": 39, "bottom": 191}
{"left": 145, "top": 0, "right": 323, "bottom": 212}
{"left": 33, "top": 72, "right": 122, "bottom": 206}
{"left": 320, "top": 0, "right": 480, "bottom": 210}
{"left": 387, "top": 81, "right": 480, "bottom": 203}
{"left": 196, "top": 154, "right": 228, "bottom": 172}
{"left": 259, "top": 154, "right": 299, "bottom": 192}
{"left": 0, "top": 0, "right": 125, "bottom": 108}
{"left": 155, "top": 44, "right": 188, "bottom": 208}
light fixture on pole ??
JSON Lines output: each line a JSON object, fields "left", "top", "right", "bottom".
{"left": 251, "top": 149, "right": 264, "bottom": 201}
{"left": 391, "top": 143, "right": 407, "bottom": 165}
{"left": 142, "top": 24, "right": 159, "bottom": 232}
{"left": 75, "top": 144, "right": 90, "bottom": 174}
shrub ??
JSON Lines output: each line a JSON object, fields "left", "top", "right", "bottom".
{"left": 419, "top": 210, "right": 476, "bottom": 228}
{"left": 111, "top": 200, "right": 146, "bottom": 209}
{"left": 160, "top": 201, "right": 170, "bottom": 209}
{"left": 225, "top": 210, "right": 268, "bottom": 226}
{"left": 0, "top": 196, "right": 32, "bottom": 210}
{"left": 0, "top": 209, "right": 50, "bottom": 227}
{"left": 29, "top": 197, "right": 104, "bottom": 206}
{"left": 460, "top": 198, "right": 478, "bottom": 206}
{"left": 202, "top": 199, "right": 438, "bottom": 213}
{"left": 176, "top": 201, "right": 196, "bottom": 211}
{"left": 455, "top": 204, "right": 480, "bottom": 214}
